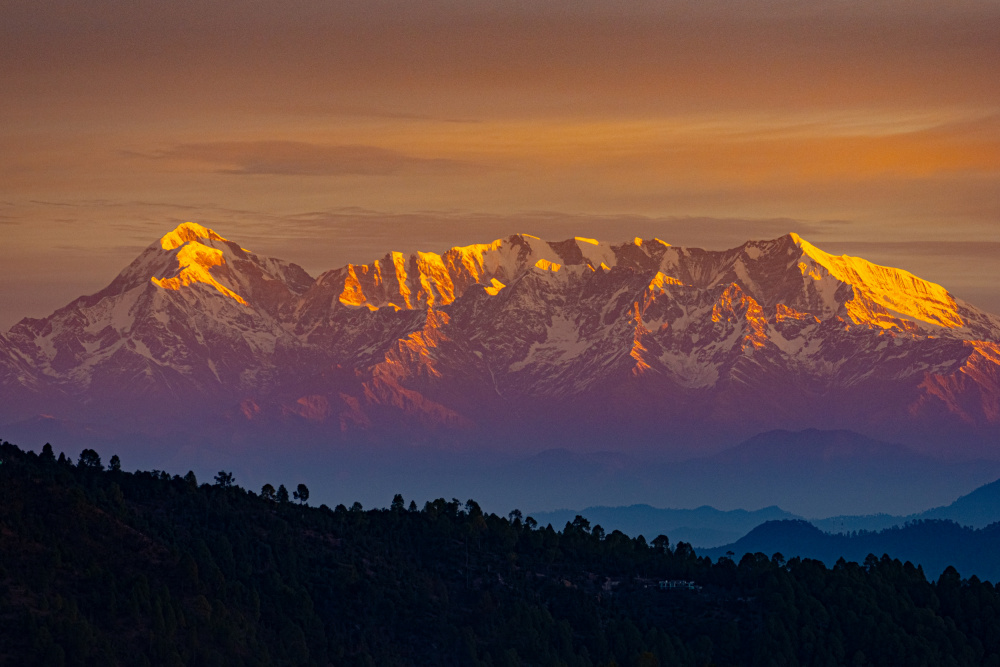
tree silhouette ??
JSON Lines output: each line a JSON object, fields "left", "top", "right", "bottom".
{"left": 214, "top": 471, "right": 235, "bottom": 488}
{"left": 108, "top": 455, "right": 121, "bottom": 472}
{"left": 391, "top": 493, "right": 405, "bottom": 512}
{"left": 277, "top": 484, "right": 290, "bottom": 503}
{"left": 294, "top": 484, "right": 309, "bottom": 505}
{"left": 571, "top": 515, "right": 591, "bottom": 533}
{"left": 261, "top": 484, "right": 276, "bottom": 501}
{"left": 78, "top": 449, "right": 102, "bottom": 470}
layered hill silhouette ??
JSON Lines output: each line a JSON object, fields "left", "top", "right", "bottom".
{"left": 701, "top": 519, "right": 1000, "bottom": 582}
{"left": 2, "top": 224, "right": 999, "bottom": 456}
{"left": 813, "top": 475, "right": 1000, "bottom": 533}
{"left": 499, "top": 429, "right": 1000, "bottom": 518}
{"left": 531, "top": 472, "right": 1000, "bottom": 550}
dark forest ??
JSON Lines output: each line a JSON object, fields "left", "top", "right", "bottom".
{"left": 2, "top": 441, "right": 999, "bottom": 666}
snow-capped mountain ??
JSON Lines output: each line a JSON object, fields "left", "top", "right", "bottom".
{"left": 2, "top": 223, "right": 999, "bottom": 454}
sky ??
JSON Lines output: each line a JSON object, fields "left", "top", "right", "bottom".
{"left": 2, "top": 0, "right": 999, "bottom": 330}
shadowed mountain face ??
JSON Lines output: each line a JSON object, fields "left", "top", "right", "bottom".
{"left": 1, "top": 223, "right": 999, "bottom": 458}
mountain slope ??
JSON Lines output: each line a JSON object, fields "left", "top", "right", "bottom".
{"left": 813, "top": 475, "right": 1000, "bottom": 534}
{"left": 2, "top": 225, "right": 999, "bottom": 454}
{"left": 924, "top": 478, "right": 1000, "bottom": 526}
{"left": 701, "top": 518, "right": 1000, "bottom": 582}
{"left": 1, "top": 223, "right": 316, "bottom": 427}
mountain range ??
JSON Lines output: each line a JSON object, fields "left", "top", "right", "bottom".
{"left": 530, "top": 472, "right": 1000, "bottom": 549}
{"left": 700, "top": 473, "right": 1000, "bottom": 581}
{"left": 2, "top": 223, "right": 999, "bottom": 460}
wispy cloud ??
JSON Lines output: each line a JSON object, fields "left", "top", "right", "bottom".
{"left": 134, "top": 141, "right": 473, "bottom": 176}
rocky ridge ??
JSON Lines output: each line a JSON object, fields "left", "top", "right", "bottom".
{"left": 1, "top": 223, "right": 998, "bottom": 452}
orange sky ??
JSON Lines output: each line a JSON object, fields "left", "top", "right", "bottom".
{"left": 2, "top": 0, "right": 999, "bottom": 329}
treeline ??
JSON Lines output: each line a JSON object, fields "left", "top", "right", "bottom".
{"left": 702, "top": 518, "right": 1000, "bottom": 582}
{"left": 2, "top": 440, "right": 1000, "bottom": 666}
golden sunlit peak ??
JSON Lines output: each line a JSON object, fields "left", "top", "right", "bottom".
{"left": 534, "top": 258, "right": 562, "bottom": 272}
{"left": 574, "top": 237, "right": 599, "bottom": 246}
{"left": 150, "top": 225, "right": 248, "bottom": 306}
{"left": 793, "top": 234, "right": 964, "bottom": 330}
{"left": 159, "top": 222, "right": 229, "bottom": 251}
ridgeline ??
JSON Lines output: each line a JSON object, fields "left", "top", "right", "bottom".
{"left": 2, "top": 440, "right": 1000, "bottom": 666}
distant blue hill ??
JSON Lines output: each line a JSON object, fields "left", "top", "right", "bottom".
{"left": 699, "top": 519, "right": 1000, "bottom": 582}
{"left": 920, "top": 477, "right": 1000, "bottom": 526}
{"left": 525, "top": 428, "right": 1000, "bottom": 549}
{"left": 530, "top": 473, "right": 1000, "bottom": 551}
{"left": 814, "top": 477, "right": 1000, "bottom": 534}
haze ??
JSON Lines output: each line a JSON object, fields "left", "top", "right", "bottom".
{"left": 2, "top": 0, "right": 999, "bottom": 330}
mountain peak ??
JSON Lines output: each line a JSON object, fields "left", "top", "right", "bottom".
{"left": 788, "top": 231, "right": 807, "bottom": 247}
{"left": 159, "top": 222, "right": 229, "bottom": 251}
{"left": 148, "top": 223, "right": 251, "bottom": 305}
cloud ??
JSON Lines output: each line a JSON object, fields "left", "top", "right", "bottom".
{"left": 137, "top": 141, "right": 473, "bottom": 176}
{"left": 28, "top": 199, "right": 83, "bottom": 207}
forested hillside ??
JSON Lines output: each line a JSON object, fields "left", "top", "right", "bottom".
{"left": 3, "top": 440, "right": 1000, "bottom": 666}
